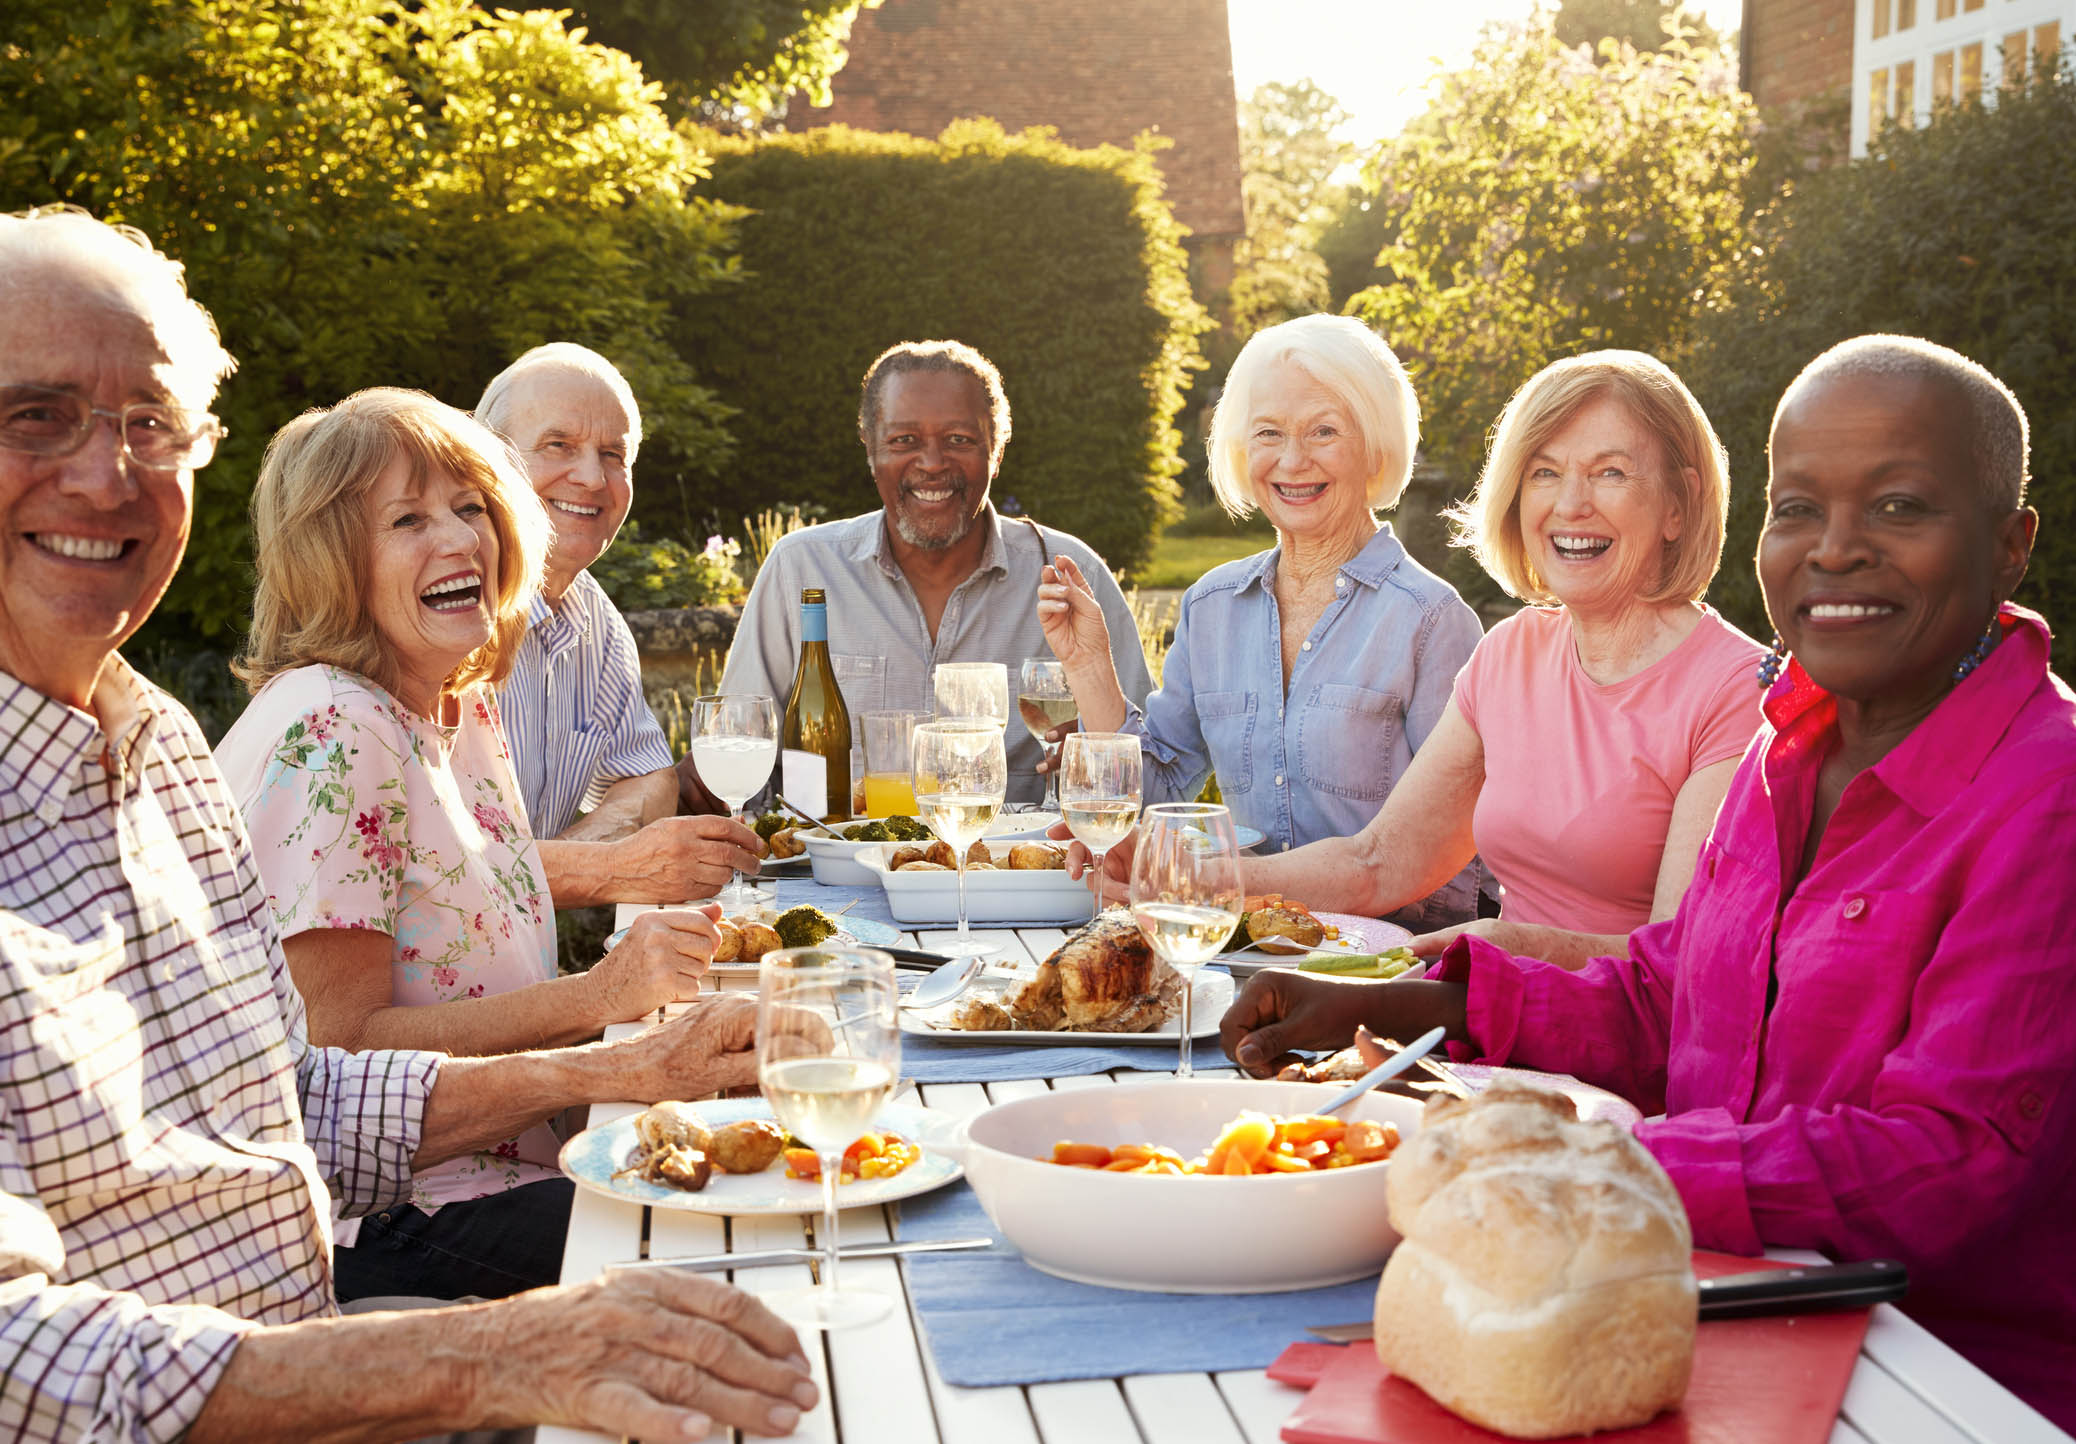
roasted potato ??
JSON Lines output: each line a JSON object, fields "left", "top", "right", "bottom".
{"left": 966, "top": 860, "right": 997, "bottom": 870}
{"left": 711, "top": 919, "right": 743, "bottom": 963}
{"left": 1007, "top": 842, "right": 1066, "bottom": 870}
{"left": 709, "top": 1119, "right": 786, "bottom": 1174}
{"left": 736, "top": 921, "right": 782, "bottom": 960}
{"left": 965, "top": 838, "right": 992, "bottom": 867}
{"left": 633, "top": 1101, "right": 711, "bottom": 1158}
{"left": 767, "top": 826, "right": 806, "bottom": 860}
{"left": 924, "top": 840, "right": 956, "bottom": 868}
{"left": 898, "top": 860, "right": 953, "bottom": 871}
{"left": 1246, "top": 902, "right": 1325, "bottom": 949}
{"left": 648, "top": 1144, "right": 712, "bottom": 1191}
{"left": 888, "top": 844, "right": 930, "bottom": 870}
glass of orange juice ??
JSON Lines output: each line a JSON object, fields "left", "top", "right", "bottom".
{"left": 860, "top": 710, "right": 923, "bottom": 817}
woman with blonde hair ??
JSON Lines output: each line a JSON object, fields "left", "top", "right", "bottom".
{"left": 216, "top": 388, "right": 733, "bottom": 1300}
{"left": 1038, "top": 313, "right": 1484, "bottom": 929}
{"left": 1081, "top": 350, "right": 1764, "bottom": 967}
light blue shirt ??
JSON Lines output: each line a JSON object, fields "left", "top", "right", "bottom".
{"left": 1124, "top": 523, "right": 1484, "bottom": 931}
{"left": 496, "top": 569, "right": 674, "bottom": 839}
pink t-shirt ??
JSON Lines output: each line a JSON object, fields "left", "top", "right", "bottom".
{"left": 1454, "top": 605, "right": 1764, "bottom": 933}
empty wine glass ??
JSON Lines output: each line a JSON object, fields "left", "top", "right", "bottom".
{"left": 757, "top": 946, "right": 900, "bottom": 1330}
{"left": 912, "top": 719, "right": 1006, "bottom": 960}
{"left": 1017, "top": 657, "right": 1076, "bottom": 810}
{"left": 933, "top": 662, "right": 1009, "bottom": 730}
{"left": 1059, "top": 731, "right": 1141, "bottom": 895}
{"left": 689, "top": 693, "right": 778, "bottom": 910}
{"left": 1130, "top": 803, "right": 1242, "bottom": 1078}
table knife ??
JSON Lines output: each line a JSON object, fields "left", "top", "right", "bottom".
{"left": 608, "top": 1236, "right": 992, "bottom": 1274}
{"left": 1305, "top": 1258, "right": 1909, "bottom": 1342}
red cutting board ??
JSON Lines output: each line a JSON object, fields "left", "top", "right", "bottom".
{"left": 1280, "top": 1252, "right": 1871, "bottom": 1444}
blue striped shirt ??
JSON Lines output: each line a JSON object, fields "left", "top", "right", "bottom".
{"left": 496, "top": 570, "right": 675, "bottom": 839}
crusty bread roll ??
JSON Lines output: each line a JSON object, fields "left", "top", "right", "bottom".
{"left": 1372, "top": 1079, "right": 1695, "bottom": 1439}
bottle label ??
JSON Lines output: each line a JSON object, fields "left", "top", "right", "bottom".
{"left": 781, "top": 748, "right": 829, "bottom": 819}
{"left": 801, "top": 601, "right": 828, "bottom": 644}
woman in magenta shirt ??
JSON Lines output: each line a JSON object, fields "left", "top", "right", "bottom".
{"left": 1220, "top": 335, "right": 2075, "bottom": 1430}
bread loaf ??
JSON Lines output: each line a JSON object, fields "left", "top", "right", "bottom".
{"left": 1371, "top": 1080, "right": 1695, "bottom": 1438}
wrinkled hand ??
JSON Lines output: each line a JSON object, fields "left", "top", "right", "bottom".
{"left": 1220, "top": 969, "right": 1448, "bottom": 1077}
{"left": 615, "top": 815, "right": 764, "bottom": 902}
{"left": 586, "top": 905, "right": 721, "bottom": 1026}
{"left": 1050, "top": 820, "right": 1132, "bottom": 905}
{"left": 1031, "top": 717, "right": 1081, "bottom": 777}
{"left": 463, "top": 1267, "right": 817, "bottom": 1439}
{"left": 616, "top": 992, "right": 762, "bottom": 1101}
{"left": 1035, "top": 554, "right": 1115, "bottom": 676}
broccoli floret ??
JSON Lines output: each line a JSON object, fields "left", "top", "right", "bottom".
{"left": 845, "top": 819, "right": 892, "bottom": 842}
{"left": 752, "top": 811, "right": 790, "bottom": 841}
{"left": 774, "top": 905, "right": 840, "bottom": 950}
{"left": 884, "top": 814, "right": 932, "bottom": 841}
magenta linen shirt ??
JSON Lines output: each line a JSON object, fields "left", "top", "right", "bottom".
{"left": 1436, "top": 605, "right": 2076, "bottom": 1430}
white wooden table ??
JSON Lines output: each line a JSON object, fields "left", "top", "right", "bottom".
{"left": 543, "top": 916, "right": 2072, "bottom": 1444}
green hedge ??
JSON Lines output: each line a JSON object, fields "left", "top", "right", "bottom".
{"left": 660, "top": 120, "right": 1211, "bottom": 573}
{"left": 1685, "top": 71, "right": 2076, "bottom": 648}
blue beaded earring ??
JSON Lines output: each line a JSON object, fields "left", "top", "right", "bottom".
{"left": 1756, "top": 634, "right": 1787, "bottom": 688}
{"left": 1952, "top": 617, "right": 2000, "bottom": 682}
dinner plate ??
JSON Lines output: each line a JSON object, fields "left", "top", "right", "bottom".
{"left": 1233, "top": 824, "right": 1266, "bottom": 851}
{"left": 1447, "top": 1063, "right": 1643, "bottom": 1129}
{"left": 1220, "top": 912, "right": 1415, "bottom": 978}
{"left": 602, "top": 914, "right": 902, "bottom": 975}
{"left": 559, "top": 1098, "right": 962, "bottom": 1215}
{"left": 899, "top": 968, "right": 1236, "bottom": 1044}
{"left": 753, "top": 852, "right": 814, "bottom": 873}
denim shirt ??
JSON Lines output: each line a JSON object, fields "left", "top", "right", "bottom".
{"left": 1123, "top": 523, "right": 1484, "bottom": 931}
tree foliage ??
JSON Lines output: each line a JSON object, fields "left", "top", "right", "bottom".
{"left": 1226, "top": 80, "right": 1354, "bottom": 339}
{"left": 666, "top": 120, "right": 1211, "bottom": 573}
{"left": 0, "top": 0, "right": 742, "bottom": 642}
{"left": 1348, "top": 21, "right": 1755, "bottom": 492}
{"left": 1681, "top": 69, "right": 2076, "bottom": 647}
{"left": 563, "top": 0, "right": 871, "bottom": 123}
{"left": 1554, "top": 0, "right": 1722, "bottom": 53}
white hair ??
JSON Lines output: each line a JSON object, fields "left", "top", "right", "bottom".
{"left": 0, "top": 205, "right": 235, "bottom": 411}
{"left": 474, "top": 341, "right": 643, "bottom": 459}
{"left": 1207, "top": 313, "right": 1420, "bottom": 520}
{"left": 1777, "top": 335, "right": 2028, "bottom": 509}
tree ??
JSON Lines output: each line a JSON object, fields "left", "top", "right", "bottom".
{"left": 564, "top": 0, "right": 873, "bottom": 124}
{"left": 1349, "top": 21, "right": 1755, "bottom": 495}
{"left": 0, "top": 0, "right": 742, "bottom": 641}
{"left": 1226, "top": 80, "right": 1355, "bottom": 338}
{"left": 1554, "top": 0, "right": 1721, "bottom": 53}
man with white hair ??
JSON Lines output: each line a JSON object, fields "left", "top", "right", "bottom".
{"left": 0, "top": 206, "right": 815, "bottom": 1442}
{"left": 476, "top": 345, "right": 759, "bottom": 905}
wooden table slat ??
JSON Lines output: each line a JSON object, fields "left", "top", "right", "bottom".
{"left": 1214, "top": 1370, "right": 1308, "bottom": 1444}
{"left": 1120, "top": 1373, "right": 1249, "bottom": 1444}
{"left": 1029, "top": 1379, "right": 1144, "bottom": 1444}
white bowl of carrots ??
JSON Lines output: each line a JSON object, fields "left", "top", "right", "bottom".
{"left": 958, "top": 1078, "right": 1425, "bottom": 1293}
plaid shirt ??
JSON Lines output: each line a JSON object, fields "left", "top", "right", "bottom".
{"left": 0, "top": 658, "right": 443, "bottom": 1441}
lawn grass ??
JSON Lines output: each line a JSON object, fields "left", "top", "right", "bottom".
{"left": 1131, "top": 502, "right": 1275, "bottom": 589}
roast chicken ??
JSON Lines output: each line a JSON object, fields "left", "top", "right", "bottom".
{"left": 951, "top": 909, "right": 1184, "bottom": 1032}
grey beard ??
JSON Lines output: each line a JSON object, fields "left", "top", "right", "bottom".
{"left": 890, "top": 483, "right": 979, "bottom": 550}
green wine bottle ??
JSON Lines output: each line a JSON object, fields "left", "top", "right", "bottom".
{"left": 781, "top": 587, "right": 853, "bottom": 822}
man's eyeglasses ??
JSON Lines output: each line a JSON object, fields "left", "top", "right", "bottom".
{"left": 0, "top": 384, "right": 225, "bottom": 470}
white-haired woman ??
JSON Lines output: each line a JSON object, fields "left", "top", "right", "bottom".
{"left": 1091, "top": 350, "right": 1766, "bottom": 968}
{"left": 1039, "top": 314, "right": 1484, "bottom": 929}
{"left": 215, "top": 388, "right": 733, "bottom": 1301}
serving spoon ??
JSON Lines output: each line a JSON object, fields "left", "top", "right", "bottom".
{"left": 902, "top": 954, "right": 985, "bottom": 1010}
{"left": 1317, "top": 1026, "right": 1447, "bottom": 1115}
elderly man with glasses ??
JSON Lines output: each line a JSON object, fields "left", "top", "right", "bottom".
{"left": 0, "top": 206, "right": 817, "bottom": 1441}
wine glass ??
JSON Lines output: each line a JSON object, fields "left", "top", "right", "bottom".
{"left": 933, "top": 662, "right": 1009, "bottom": 730}
{"left": 1130, "top": 803, "right": 1242, "bottom": 1078}
{"left": 756, "top": 946, "right": 900, "bottom": 1330}
{"left": 1058, "top": 731, "right": 1141, "bottom": 896}
{"left": 912, "top": 719, "right": 1007, "bottom": 960}
{"left": 689, "top": 693, "right": 778, "bottom": 910}
{"left": 1017, "top": 657, "right": 1076, "bottom": 810}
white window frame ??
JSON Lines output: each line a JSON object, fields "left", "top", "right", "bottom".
{"left": 1851, "top": 0, "right": 2071, "bottom": 155}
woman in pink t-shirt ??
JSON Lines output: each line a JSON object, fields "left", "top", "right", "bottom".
{"left": 1090, "top": 352, "right": 1763, "bottom": 965}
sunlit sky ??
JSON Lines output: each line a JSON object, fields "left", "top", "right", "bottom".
{"left": 1226, "top": 0, "right": 1748, "bottom": 145}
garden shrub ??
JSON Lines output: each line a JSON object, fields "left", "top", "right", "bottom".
{"left": 1682, "top": 69, "right": 2076, "bottom": 648}
{"left": 663, "top": 119, "right": 1212, "bottom": 574}
{"left": 590, "top": 523, "right": 746, "bottom": 611}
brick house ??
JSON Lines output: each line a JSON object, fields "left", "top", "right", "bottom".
{"left": 1741, "top": 0, "right": 2069, "bottom": 153}
{"left": 809, "top": 0, "right": 1246, "bottom": 292}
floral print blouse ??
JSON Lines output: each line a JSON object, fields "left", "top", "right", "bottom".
{"left": 215, "top": 665, "right": 562, "bottom": 1222}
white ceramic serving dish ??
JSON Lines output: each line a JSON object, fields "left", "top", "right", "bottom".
{"left": 957, "top": 1078, "right": 1423, "bottom": 1293}
{"left": 859, "top": 841, "right": 1095, "bottom": 925}
{"left": 805, "top": 813, "right": 1061, "bottom": 886}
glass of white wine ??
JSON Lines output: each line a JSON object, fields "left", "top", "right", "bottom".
{"left": 912, "top": 718, "right": 1007, "bottom": 960}
{"left": 1130, "top": 803, "right": 1242, "bottom": 1078}
{"left": 1058, "top": 731, "right": 1141, "bottom": 895}
{"left": 689, "top": 693, "right": 778, "bottom": 910}
{"left": 1017, "top": 657, "right": 1077, "bottom": 810}
{"left": 932, "top": 661, "right": 1009, "bottom": 730}
{"left": 757, "top": 946, "right": 900, "bottom": 1330}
